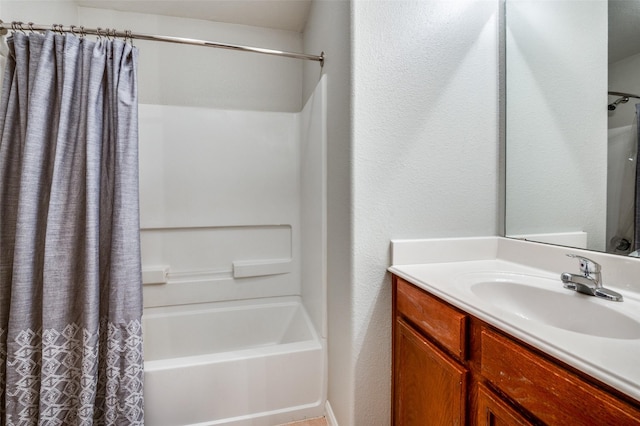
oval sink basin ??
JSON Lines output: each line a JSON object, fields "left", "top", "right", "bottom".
{"left": 470, "top": 279, "right": 640, "bottom": 340}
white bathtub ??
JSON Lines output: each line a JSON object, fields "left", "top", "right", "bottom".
{"left": 143, "top": 296, "right": 325, "bottom": 426}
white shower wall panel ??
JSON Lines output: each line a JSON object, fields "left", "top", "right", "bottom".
{"left": 300, "top": 76, "right": 327, "bottom": 338}
{"left": 140, "top": 226, "right": 296, "bottom": 307}
{"left": 139, "top": 105, "right": 300, "bottom": 228}
{"left": 139, "top": 104, "right": 302, "bottom": 307}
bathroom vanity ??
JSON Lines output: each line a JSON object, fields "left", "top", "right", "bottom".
{"left": 389, "top": 237, "right": 640, "bottom": 425}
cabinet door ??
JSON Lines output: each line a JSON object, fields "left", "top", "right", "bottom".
{"left": 476, "top": 384, "right": 533, "bottom": 426}
{"left": 394, "top": 318, "right": 467, "bottom": 426}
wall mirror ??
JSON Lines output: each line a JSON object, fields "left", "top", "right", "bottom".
{"left": 504, "top": 0, "right": 640, "bottom": 256}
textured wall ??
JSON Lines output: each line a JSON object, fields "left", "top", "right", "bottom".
{"left": 350, "top": 0, "right": 500, "bottom": 424}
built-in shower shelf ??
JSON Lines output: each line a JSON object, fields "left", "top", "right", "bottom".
{"left": 142, "top": 258, "right": 292, "bottom": 286}
{"left": 233, "top": 258, "right": 292, "bottom": 278}
{"left": 142, "top": 266, "right": 170, "bottom": 285}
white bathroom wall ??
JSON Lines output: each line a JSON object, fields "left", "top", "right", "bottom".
{"left": 0, "top": 1, "right": 78, "bottom": 26}
{"left": 0, "top": 0, "right": 77, "bottom": 79}
{"left": 505, "top": 0, "right": 607, "bottom": 251}
{"left": 304, "top": 1, "right": 500, "bottom": 424}
{"left": 349, "top": 1, "right": 500, "bottom": 424}
{"left": 77, "top": 6, "right": 304, "bottom": 112}
{"left": 0, "top": 1, "right": 304, "bottom": 111}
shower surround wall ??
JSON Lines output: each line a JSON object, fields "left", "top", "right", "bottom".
{"left": 139, "top": 105, "right": 302, "bottom": 303}
{"left": 137, "top": 81, "right": 327, "bottom": 423}
{"left": 138, "top": 83, "right": 327, "bottom": 324}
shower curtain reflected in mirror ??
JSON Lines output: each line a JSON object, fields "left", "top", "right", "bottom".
{"left": 0, "top": 31, "right": 144, "bottom": 424}
{"left": 607, "top": 105, "right": 639, "bottom": 255}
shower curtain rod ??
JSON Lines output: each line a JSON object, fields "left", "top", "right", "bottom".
{"left": 0, "top": 20, "right": 324, "bottom": 66}
{"left": 609, "top": 91, "right": 640, "bottom": 99}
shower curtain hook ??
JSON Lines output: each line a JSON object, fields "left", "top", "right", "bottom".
{"left": 79, "top": 26, "right": 86, "bottom": 39}
{"left": 16, "top": 22, "right": 27, "bottom": 35}
{"left": 96, "top": 27, "right": 103, "bottom": 40}
{"left": 28, "top": 22, "right": 35, "bottom": 34}
{"left": 124, "top": 30, "right": 134, "bottom": 45}
{"left": 105, "top": 28, "right": 115, "bottom": 41}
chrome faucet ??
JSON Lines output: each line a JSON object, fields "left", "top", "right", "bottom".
{"left": 560, "top": 254, "right": 623, "bottom": 302}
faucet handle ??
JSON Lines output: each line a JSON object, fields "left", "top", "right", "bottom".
{"left": 566, "top": 254, "right": 601, "bottom": 275}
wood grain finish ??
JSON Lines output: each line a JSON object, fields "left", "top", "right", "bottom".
{"left": 476, "top": 384, "right": 533, "bottom": 426}
{"left": 396, "top": 277, "right": 467, "bottom": 360}
{"left": 481, "top": 328, "right": 640, "bottom": 425}
{"left": 393, "top": 275, "right": 640, "bottom": 426}
{"left": 394, "top": 317, "right": 467, "bottom": 426}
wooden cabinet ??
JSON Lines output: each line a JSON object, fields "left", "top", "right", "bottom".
{"left": 392, "top": 275, "right": 640, "bottom": 425}
{"left": 396, "top": 277, "right": 467, "bottom": 360}
{"left": 481, "top": 329, "right": 640, "bottom": 425}
{"left": 394, "top": 317, "right": 467, "bottom": 425}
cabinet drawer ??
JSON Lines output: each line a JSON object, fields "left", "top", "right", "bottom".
{"left": 396, "top": 278, "right": 467, "bottom": 360}
{"left": 481, "top": 328, "right": 640, "bottom": 425}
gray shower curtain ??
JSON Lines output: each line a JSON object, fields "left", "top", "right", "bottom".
{"left": 0, "top": 31, "right": 144, "bottom": 424}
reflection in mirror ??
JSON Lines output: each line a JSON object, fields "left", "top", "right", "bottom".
{"left": 607, "top": 1, "right": 640, "bottom": 255}
{"left": 505, "top": 0, "right": 640, "bottom": 256}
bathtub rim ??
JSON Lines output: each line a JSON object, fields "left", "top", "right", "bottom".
{"left": 144, "top": 338, "right": 321, "bottom": 371}
{"left": 142, "top": 294, "right": 310, "bottom": 318}
{"left": 143, "top": 295, "right": 321, "bottom": 370}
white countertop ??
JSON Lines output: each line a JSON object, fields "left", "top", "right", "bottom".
{"left": 389, "top": 237, "right": 640, "bottom": 403}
